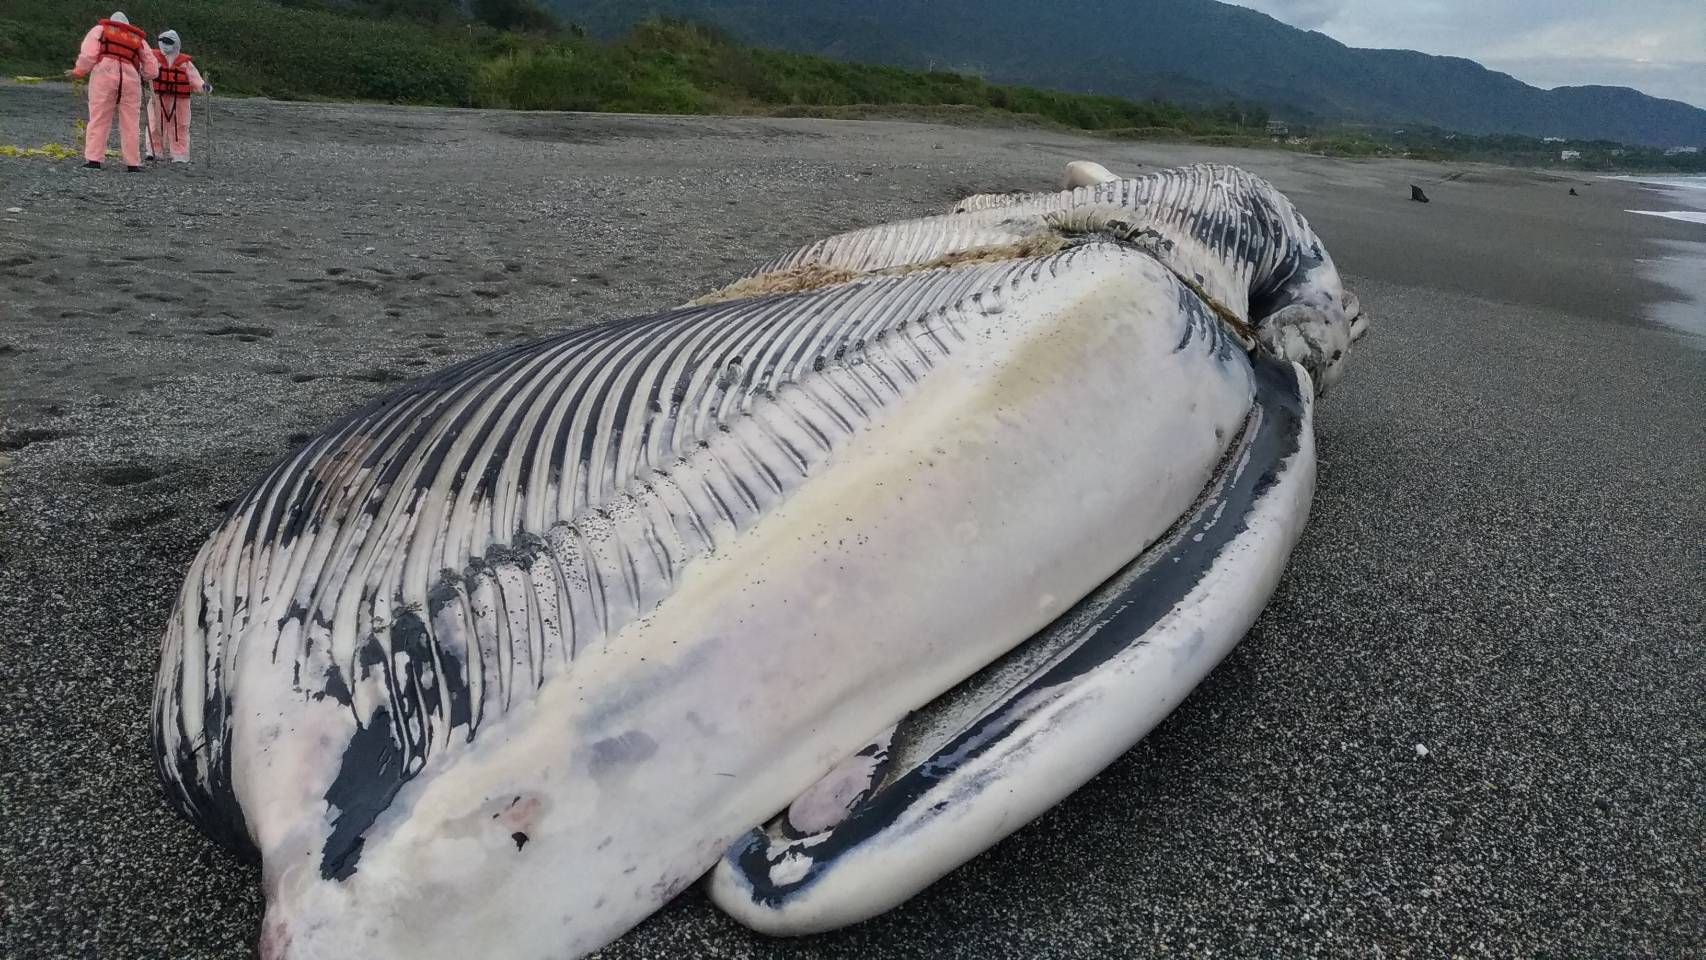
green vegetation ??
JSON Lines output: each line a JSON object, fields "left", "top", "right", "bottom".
{"left": 1270, "top": 127, "right": 1706, "bottom": 174}
{"left": 0, "top": 0, "right": 480, "bottom": 103}
{"left": 3, "top": 1, "right": 1700, "bottom": 173}
{"left": 473, "top": 19, "right": 1273, "bottom": 132}
{"left": 1379, "top": 128, "right": 1706, "bottom": 174}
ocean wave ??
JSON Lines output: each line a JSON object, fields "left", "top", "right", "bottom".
{"left": 1605, "top": 175, "right": 1706, "bottom": 191}
{"left": 1627, "top": 210, "right": 1706, "bottom": 225}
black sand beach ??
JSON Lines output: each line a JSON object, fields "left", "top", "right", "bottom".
{"left": 2, "top": 82, "right": 1703, "bottom": 958}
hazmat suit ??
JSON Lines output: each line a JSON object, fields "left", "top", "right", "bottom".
{"left": 146, "top": 30, "right": 210, "bottom": 162}
{"left": 70, "top": 12, "right": 159, "bottom": 170}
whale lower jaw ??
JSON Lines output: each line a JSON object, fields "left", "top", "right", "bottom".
{"left": 710, "top": 356, "right": 1316, "bottom": 935}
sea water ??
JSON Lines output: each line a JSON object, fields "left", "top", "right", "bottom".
{"left": 1611, "top": 176, "right": 1706, "bottom": 339}
{"left": 1609, "top": 174, "right": 1706, "bottom": 224}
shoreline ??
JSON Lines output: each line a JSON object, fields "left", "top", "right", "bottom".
{"left": 2, "top": 87, "right": 1703, "bottom": 960}
{"left": 1622, "top": 177, "right": 1706, "bottom": 339}
{"left": 6, "top": 77, "right": 1706, "bottom": 181}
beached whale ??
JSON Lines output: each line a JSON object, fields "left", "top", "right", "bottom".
{"left": 152, "top": 162, "right": 1360, "bottom": 959}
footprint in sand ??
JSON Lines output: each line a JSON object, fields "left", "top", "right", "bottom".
{"left": 0, "top": 427, "right": 71, "bottom": 452}
{"left": 204, "top": 324, "right": 275, "bottom": 338}
{"left": 107, "top": 507, "right": 179, "bottom": 534}
{"left": 91, "top": 463, "right": 162, "bottom": 487}
{"left": 347, "top": 368, "right": 406, "bottom": 384}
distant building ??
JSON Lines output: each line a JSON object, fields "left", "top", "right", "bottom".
{"left": 1542, "top": 136, "right": 1566, "bottom": 143}
{"left": 1665, "top": 146, "right": 1701, "bottom": 155}
{"left": 1560, "top": 150, "right": 1582, "bottom": 161}
{"left": 1266, "top": 120, "right": 1289, "bottom": 136}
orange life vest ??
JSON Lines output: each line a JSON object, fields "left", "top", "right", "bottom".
{"left": 95, "top": 19, "right": 148, "bottom": 68}
{"left": 153, "top": 52, "right": 195, "bottom": 96}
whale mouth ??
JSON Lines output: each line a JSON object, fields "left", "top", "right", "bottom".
{"left": 785, "top": 366, "right": 1270, "bottom": 827}
{"left": 712, "top": 354, "right": 1315, "bottom": 934}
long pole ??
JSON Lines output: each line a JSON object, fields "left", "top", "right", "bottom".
{"left": 72, "top": 77, "right": 86, "bottom": 155}
{"left": 140, "top": 73, "right": 152, "bottom": 160}
{"left": 204, "top": 78, "right": 214, "bottom": 171}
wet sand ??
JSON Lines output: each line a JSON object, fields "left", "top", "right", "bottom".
{"left": 2, "top": 82, "right": 1703, "bottom": 958}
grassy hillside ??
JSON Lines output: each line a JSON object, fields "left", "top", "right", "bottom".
{"left": 0, "top": 1, "right": 1265, "bottom": 137}
{"left": 0, "top": 0, "right": 479, "bottom": 102}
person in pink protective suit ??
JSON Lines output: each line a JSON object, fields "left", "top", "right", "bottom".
{"left": 68, "top": 11, "right": 158, "bottom": 171}
{"left": 145, "top": 30, "right": 212, "bottom": 163}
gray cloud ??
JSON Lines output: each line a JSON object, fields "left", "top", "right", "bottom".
{"left": 1224, "top": 0, "right": 1706, "bottom": 108}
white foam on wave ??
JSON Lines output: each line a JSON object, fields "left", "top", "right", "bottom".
{"left": 1612, "top": 177, "right": 1706, "bottom": 340}
{"left": 1605, "top": 174, "right": 1706, "bottom": 191}
{"left": 1636, "top": 239, "right": 1706, "bottom": 341}
{"left": 1627, "top": 209, "right": 1706, "bottom": 225}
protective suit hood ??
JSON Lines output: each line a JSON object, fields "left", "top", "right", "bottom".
{"left": 158, "top": 29, "right": 181, "bottom": 57}
{"left": 110, "top": 11, "right": 129, "bottom": 24}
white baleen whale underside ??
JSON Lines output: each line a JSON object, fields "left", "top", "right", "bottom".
{"left": 153, "top": 163, "right": 1356, "bottom": 959}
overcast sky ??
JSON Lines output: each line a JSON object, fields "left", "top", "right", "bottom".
{"left": 1226, "top": 0, "right": 1706, "bottom": 109}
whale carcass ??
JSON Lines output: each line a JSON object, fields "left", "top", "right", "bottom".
{"left": 153, "top": 162, "right": 1362, "bottom": 958}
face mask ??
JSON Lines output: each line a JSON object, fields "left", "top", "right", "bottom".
{"left": 159, "top": 38, "right": 180, "bottom": 56}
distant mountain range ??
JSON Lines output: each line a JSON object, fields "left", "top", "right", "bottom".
{"left": 552, "top": 0, "right": 1706, "bottom": 148}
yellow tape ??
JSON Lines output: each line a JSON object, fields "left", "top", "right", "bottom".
{"left": 0, "top": 142, "right": 110, "bottom": 160}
